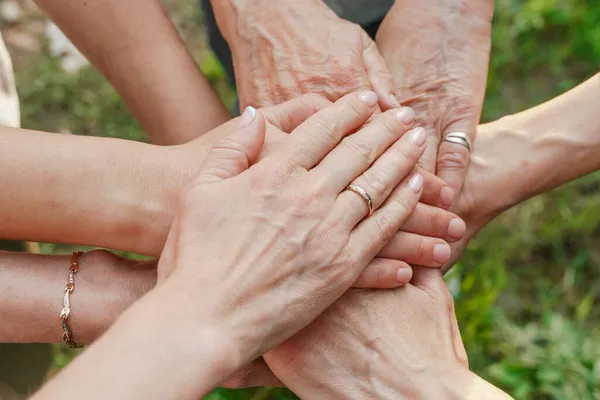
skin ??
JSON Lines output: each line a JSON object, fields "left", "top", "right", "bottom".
{"left": 265, "top": 269, "right": 512, "bottom": 399}
{"left": 209, "top": 0, "right": 400, "bottom": 111}
{"left": 34, "top": 0, "right": 230, "bottom": 144}
{"left": 33, "top": 93, "right": 430, "bottom": 400}
{"left": 0, "top": 94, "right": 459, "bottom": 346}
{"left": 211, "top": 74, "right": 600, "bottom": 389}
{"left": 376, "top": 0, "right": 495, "bottom": 195}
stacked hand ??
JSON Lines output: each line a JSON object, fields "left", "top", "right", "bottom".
{"left": 218, "top": 0, "right": 400, "bottom": 111}
{"left": 156, "top": 92, "right": 459, "bottom": 376}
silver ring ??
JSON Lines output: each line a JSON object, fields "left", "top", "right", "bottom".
{"left": 443, "top": 132, "right": 472, "bottom": 152}
{"left": 345, "top": 184, "right": 374, "bottom": 217}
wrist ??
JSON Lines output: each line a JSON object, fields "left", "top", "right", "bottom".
{"left": 213, "top": 0, "right": 331, "bottom": 45}
{"left": 70, "top": 251, "right": 156, "bottom": 343}
{"left": 141, "top": 279, "right": 244, "bottom": 386}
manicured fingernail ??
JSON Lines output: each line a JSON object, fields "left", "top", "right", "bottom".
{"left": 433, "top": 243, "right": 452, "bottom": 264}
{"left": 409, "top": 127, "right": 426, "bottom": 146}
{"left": 395, "top": 107, "right": 415, "bottom": 125}
{"left": 448, "top": 218, "right": 466, "bottom": 239}
{"left": 359, "top": 91, "right": 378, "bottom": 106}
{"left": 396, "top": 267, "right": 413, "bottom": 283}
{"left": 237, "top": 106, "right": 256, "bottom": 128}
{"left": 408, "top": 174, "right": 423, "bottom": 193}
{"left": 388, "top": 93, "right": 401, "bottom": 108}
{"left": 440, "top": 186, "right": 455, "bottom": 207}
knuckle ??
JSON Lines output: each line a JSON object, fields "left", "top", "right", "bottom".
{"left": 414, "top": 239, "right": 425, "bottom": 262}
{"left": 374, "top": 213, "right": 397, "bottom": 241}
{"left": 393, "top": 193, "right": 415, "bottom": 218}
{"left": 360, "top": 168, "right": 388, "bottom": 200}
{"left": 437, "top": 147, "right": 470, "bottom": 172}
{"left": 379, "top": 112, "right": 402, "bottom": 139}
{"left": 343, "top": 138, "right": 373, "bottom": 165}
{"left": 428, "top": 208, "right": 447, "bottom": 236}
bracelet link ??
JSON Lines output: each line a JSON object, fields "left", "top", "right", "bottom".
{"left": 59, "top": 251, "right": 84, "bottom": 349}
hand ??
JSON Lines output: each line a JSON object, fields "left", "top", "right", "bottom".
{"left": 376, "top": 0, "right": 494, "bottom": 194}
{"left": 173, "top": 95, "right": 463, "bottom": 289}
{"left": 157, "top": 92, "right": 429, "bottom": 364}
{"left": 221, "top": 0, "right": 399, "bottom": 110}
{"left": 263, "top": 269, "right": 478, "bottom": 398}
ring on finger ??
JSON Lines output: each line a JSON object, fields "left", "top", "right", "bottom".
{"left": 345, "top": 184, "right": 374, "bottom": 217}
{"left": 442, "top": 132, "right": 472, "bottom": 152}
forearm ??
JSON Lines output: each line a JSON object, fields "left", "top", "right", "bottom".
{"left": 0, "top": 127, "right": 191, "bottom": 254}
{"left": 210, "top": 0, "right": 327, "bottom": 45}
{"left": 32, "top": 284, "right": 237, "bottom": 400}
{"left": 479, "top": 73, "right": 600, "bottom": 211}
{"left": 35, "top": 0, "right": 230, "bottom": 144}
{"left": 0, "top": 250, "right": 155, "bottom": 343}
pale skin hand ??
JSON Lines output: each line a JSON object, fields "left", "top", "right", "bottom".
{"left": 210, "top": 0, "right": 400, "bottom": 111}
{"left": 157, "top": 92, "right": 431, "bottom": 357}
{"left": 34, "top": 0, "right": 230, "bottom": 143}
{"left": 34, "top": 93, "right": 430, "bottom": 400}
{"left": 376, "top": 0, "right": 494, "bottom": 195}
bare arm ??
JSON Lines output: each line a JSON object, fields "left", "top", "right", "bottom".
{"left": 0, "top": 126, "right": 196, "bottom": 254}
{"left": 31, "top": 283, "right": 235, "bottom": 400}
{"left": 34, "top": 0, "right": 230, "bottom": 144}
{"left": 0, "top": 250, "right": 155, "bottom": 344}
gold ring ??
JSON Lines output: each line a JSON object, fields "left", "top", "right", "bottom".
{"left": 345, "top": 184, "right": 374, "bottom": 216}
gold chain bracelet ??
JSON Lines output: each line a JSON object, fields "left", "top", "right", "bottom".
{"left": 59, "top": 251, "right": 84, "bottom": 348}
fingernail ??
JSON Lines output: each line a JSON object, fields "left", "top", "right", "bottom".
{"left": 409, "top": 127, "right": 426, "bottom": 146}
{"left": 395, "top": 107, "right": 415, "bottom": 125}
{"left": 237, "top": 106, "right": 256, "bottom": 128}
{"left": 359, "top": 91, "right": 379, "bottom": 107}
{"left": 448, "top": 218, "right": 466, "bottom": 239}
{"left": 433, "top": 243, "right": 451, "bottom": 264}
{"left": 388, "top": 93, "right": 401, "bottom": 108}
{"left": 396, "top": 267, "right": 413, "bottom": 283}
{"left": 440, "top": 186, "right": 455, "bottom": 207}
{"left": 408, "top": 174, "right": 423, "bottom": 193}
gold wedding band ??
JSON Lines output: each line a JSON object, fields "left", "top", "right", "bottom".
{"left": 443, "top": 132, "right": 472, "bottom": 152}
{"left": 345, "top": 184, "right": 374, "bottom": 216}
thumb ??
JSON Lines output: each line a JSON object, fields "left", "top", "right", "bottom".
{"left": 361, "top": 32, "right": 400, "bottom": 111}
{"left": 198, "top": 106, "right": 266, "bottom": 184}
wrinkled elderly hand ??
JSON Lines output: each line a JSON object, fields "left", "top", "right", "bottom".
{"left": 376, "top": 0, "right": 494, "bottom": 195}
{"left": 263, "top": 269, "right": 478, "bottom": 398}
{"left": 215, "top": 0, "right": 399, "bottom": 111}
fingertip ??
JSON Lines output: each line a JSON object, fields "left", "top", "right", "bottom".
{"left": 440, "top": 186, "right": 456, "bottom": 208}
{"left": 396, "top": 266, "right": 413, "bottom": 284}
{"left": 408, "top": 173, "right": 424, "bottom": 193}
{"left": 237, "top": 106, "right": 257, "bottom": 129}
{"left": 432, "top": 242, "right": 452, "bottom": 265}
{"left": 359, "top": 90, "right": 379, "bottom": 107}
{"left": 448, "top": 218, "right": 467, "bottom": 241}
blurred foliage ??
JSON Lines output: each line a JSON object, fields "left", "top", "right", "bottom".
{"left": 10, "top": 0, "right": 600, "bottom": 399}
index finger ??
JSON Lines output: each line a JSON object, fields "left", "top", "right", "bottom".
{"left": 260, "top": 94, "right": 332, "bottom": 133}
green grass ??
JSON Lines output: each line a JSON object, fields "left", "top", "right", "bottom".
{"left": 13, "top": 0, "right": 600, "bottom": 398}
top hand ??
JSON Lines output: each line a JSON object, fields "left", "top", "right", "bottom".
{"left": 158, "top": 92, "right": 428, "bottom": 363}
{"left": 376, "top": 0, "right": 494, "bottom": 195}
{"left": 217, "top": 0, "right": 400, "bottom": 110}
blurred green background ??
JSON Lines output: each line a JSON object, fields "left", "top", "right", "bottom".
{"left": 4, "top": 0, "right": 600, "bottom": 398}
